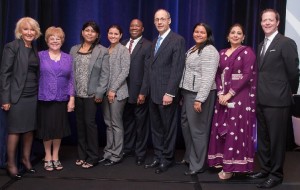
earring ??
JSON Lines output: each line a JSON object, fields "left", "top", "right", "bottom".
{"left": 241, "top": 40, "right": 244, "bottom": 43}
{"left": 228, "top": 39, "right": 230, "bottom": 42}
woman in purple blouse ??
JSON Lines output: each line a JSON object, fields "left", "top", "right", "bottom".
{"left": 207, "top": 24, "right": 257, "bottom": 179}
{"left": 37, "top": 27, "right": 75, "bottom": 171}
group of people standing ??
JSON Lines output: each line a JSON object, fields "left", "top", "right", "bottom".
{"left": 0, "top": 8, "right": 299, "bottom": 189}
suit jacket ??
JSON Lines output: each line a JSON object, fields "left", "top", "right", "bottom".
{"left": 107, "top": 43, "right": 130, "bottom": 100}
{"left": 257, "top": 33, "right": 299, "bottom": 106}
{"left": 38, "top": 50, "right": 74, "bottom": 101}
{"left": 70, "top": 44, "right": 109, "bottom": 99}
{"left": 0, "top": 39, "right": 39, "bottom": 104}
{"left": 148, "top": 31, "right": 186, "bottom": 104}
{"left": 179, "top": 45, "right": 219, "bottom": 102}
{"left": 121, "top": 37, "right": 152, "bottom": 103}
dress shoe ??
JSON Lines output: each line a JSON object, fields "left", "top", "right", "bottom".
{"left": 184, "top": 168, "right": 206, "bottom": 176}
{"left": 256, "top": 178, "right": 282, "bottom": 188}
{"left": 144, "top": 160, "right": 160, "bottom": 169}
{"left": 176, "top": 160, "right": 189, "bottom": 165}
{"left": 135, "top": 157, "right": 145, "bottom": 166}
{"left": 155, "top": 163, "right": 169, "bottom": 174}
{"left": 103, "top": 160, "right": 119, "bottom": 166}
{"left": 248, "top": 172, "right": 268, "bottom": 179}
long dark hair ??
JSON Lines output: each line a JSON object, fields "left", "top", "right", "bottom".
{"left": 80, "top": 21, "right": 100, "bottom": 51}
{"left": 192, "top": 23, "right": 214, "bottom": 54}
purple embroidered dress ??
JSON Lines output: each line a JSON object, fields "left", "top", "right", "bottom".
{"left": 207, "top": 46, "right": 257, "bottom": 172}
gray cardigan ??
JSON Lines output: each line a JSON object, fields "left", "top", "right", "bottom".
{"left": 70, "top": 44, "right": 109, "bottom": 99}
{"left": 107, "top": 43, "right": 130, "bottom": 100}
{"left": 180, "top": 45, "right": 219, "bottom": 102}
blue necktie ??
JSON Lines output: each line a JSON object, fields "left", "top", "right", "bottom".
{"left": 154, "top": 36, "right": 162, "bottom": 55}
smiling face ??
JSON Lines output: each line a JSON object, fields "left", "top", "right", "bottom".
{"left": 20, "top": 22, "right": 37, "bottom": 46}
{"left": 108, "top": 27, "right": 122, "bottom": 45}
{"left": 227, "top": 26, "right": 245, "bottom": 46}
{"left": 154, "top": 10, "right": 171, "bottom": 35}
{"left": 193, "top": 25, "right": 207, "bottom": 45}
{"left": 81, "top": 26, "right": 99, "bottom": 44}
{"left": 47, "top": 35, "right": 62, "bottom": 51}
{"left": 261, "top": 11, "right": 279, "bottom": 37}
{"left": 129, "top": 19, "right": 144, "bottom": 39}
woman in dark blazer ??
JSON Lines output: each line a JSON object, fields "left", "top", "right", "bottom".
{"left": 0, "top": 17, "right": 42, "bottom": 179}
{"left": 99, "top": 25, "right": 130, "bottom": 166}
{"left": 70, "top": 21, "right": 109, "bottom": 169}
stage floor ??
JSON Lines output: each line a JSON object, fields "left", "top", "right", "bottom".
{"left": 1, "top": 146, "right": 299, "bottom": 190}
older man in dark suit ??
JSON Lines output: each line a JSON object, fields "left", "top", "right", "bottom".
{"left": 144, "top": 9, "right": 186, "bottom": 174}
{"left": 122, "top": 19, "right": 152, "bottom": 166}
{"left": 249, "top": 9, "right": 299, "bottom": 188}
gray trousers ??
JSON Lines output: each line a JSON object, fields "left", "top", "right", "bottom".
{"left": 102, "top": 96, "right": 127, "bottom": 162}
{"left": 181, "top": 90, "right": 216, "bottom": 171}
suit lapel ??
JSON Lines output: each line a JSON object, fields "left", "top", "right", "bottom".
{"left": 131, "top": 38, "right": 143, "bottom": 60}
{"left": 89, "top": 45, "right": 100, "bottom": 73}
{"left": 153, "top": 31, "right": 172, "bottom": 62}
{"left": 259, "top": 33, "right": 281, "bottom": 69}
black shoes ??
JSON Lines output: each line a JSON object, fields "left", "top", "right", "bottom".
{"left": 25, "top": 168, "right": 36, "bottom": 174}
{"left": 104, "top": 160, "right": 118, "bottom": 166}
{"left": 176, "top": 160, "right": 189, "bottom": 166}
{"left": 256, "top": 178, "right": 282, "bottom": 188}
{"left": 135, "top": 157, "right": 145, "bottom": 166}
{"left": 155, "top": 163, "right": 169, "bottom": 174}
{"left": 144, "top": 160, "right": 160, "bottom": 169}
{"left": 6, "top": 170, "right": 22, "bottom": 180}
{"left": 248, "top": 172, "right": 268, "bottom": 179}
{"left": 184, "top": 168, "right": 206, "bottom": 176}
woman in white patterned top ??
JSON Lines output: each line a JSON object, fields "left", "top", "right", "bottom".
{"left": 179, "top": 23, "right": 219, "bottom": 176}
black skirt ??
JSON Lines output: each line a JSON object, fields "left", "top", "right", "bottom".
{"left": 7, "top": 95, "right": 37, "bottom": 133}
{"left": 37, "top": 101, "right": 71, "bottom": 140}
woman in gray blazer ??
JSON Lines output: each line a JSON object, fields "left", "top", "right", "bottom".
{"left": 99, "top": 25, "right": 130, "bottom": 166}
{"left": 70, "top": 21, "right": 109, "bottom": 169}
{"left": 179, "top": 23, "right": 219, "bottom": 175}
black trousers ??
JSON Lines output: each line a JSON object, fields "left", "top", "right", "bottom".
{"left": 75, "top": 97, "right": 99, "bottom": 164}
{"left": 256, "top": 105, "right": 290, "bottom": 181}
{"left": 149, "top": 97, "right": 179, "bottom": 165}
{"left": 123, "top": 99, "right": 150, "bottom": 158}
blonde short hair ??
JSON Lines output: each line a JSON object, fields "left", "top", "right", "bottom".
{"left": 45, "top": 27, "right": 65, "bottom": 44}
{"left": 15, "top": 17, "right": 42, "bottom": 40}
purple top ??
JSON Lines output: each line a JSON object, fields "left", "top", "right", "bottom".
{"left": 38, "top": 50, "right": 74, "bottom": 101}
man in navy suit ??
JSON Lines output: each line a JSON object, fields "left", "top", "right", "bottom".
{"left": 249, "top": 9, "right": 299, "bottom": 188}
{"left": 122, "top": 19, "right": 152, "bottom": 166}
{"left": 144, "top": 9, "right": 186, "bottom": 174}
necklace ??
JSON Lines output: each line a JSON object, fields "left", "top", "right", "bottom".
{"left": 49, "top": 51, "right": 61, "bottom": 62}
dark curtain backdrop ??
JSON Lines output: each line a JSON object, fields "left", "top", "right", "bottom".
{"left": 0, "top": 0, "right": 287, "bottom": 166}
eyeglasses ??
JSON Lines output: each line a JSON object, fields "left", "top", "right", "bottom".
{"left": 154, "top": 17, "right": 169, "bottom": 23}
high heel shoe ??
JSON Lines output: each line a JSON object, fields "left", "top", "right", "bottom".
{"left": 6, "top": 170, "right": 22, "bottom": 180}
{"left": 22, "top": 160, "right": 36, "bottom": 173}
{"left": 25, "top": 168, "right": 36, "bottom": 173}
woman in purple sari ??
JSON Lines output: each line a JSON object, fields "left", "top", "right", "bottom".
{"left": 207, "top": 24, "right": 257, "bottom": 180}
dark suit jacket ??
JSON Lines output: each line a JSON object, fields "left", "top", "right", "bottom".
{"left": 257, "top": 33, "right": 299, "bottom": 107}
{"left": 0, "top": 39, "right": 39, "bottom": 104}
{"left": 148, "top": 31, "right": 186, "bottom": 104}
{"left": 122, "top": 37, "right": 152, "bottom": 103}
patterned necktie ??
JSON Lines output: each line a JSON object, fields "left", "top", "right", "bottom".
{"left": 128, "top": 39, "right": 134, "bottom": 54}
{"left": 261, "top": 38, "right": 268, "bottom": 59}
{"left": 154, "top": 36, "right": 162, "bottom": 55}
